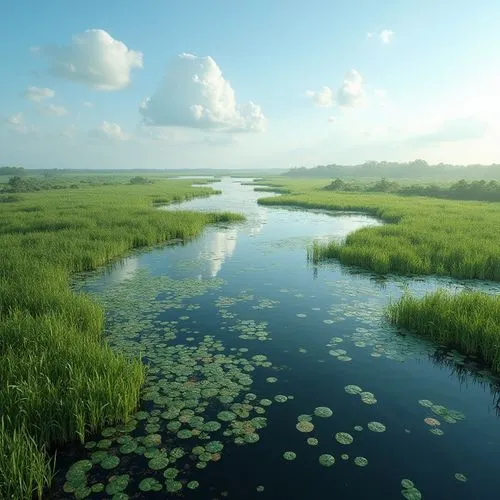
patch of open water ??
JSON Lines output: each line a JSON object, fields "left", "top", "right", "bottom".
{"left": 56, "top": 178, "right": 500, "bottom": 499}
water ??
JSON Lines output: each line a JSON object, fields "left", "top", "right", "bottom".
{"left": 58, "top": 178, "right": 500, "bottom": 499}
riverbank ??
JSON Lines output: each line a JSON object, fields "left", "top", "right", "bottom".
{"left": 257, "top": 182, "right": 500, "bottom": 371}
{"left": 0, "top": 180, "right": 244, "bottom": 499}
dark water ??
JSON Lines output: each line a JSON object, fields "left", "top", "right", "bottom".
{"left": 57, "top": 178, "right": 500, "bottom": 500}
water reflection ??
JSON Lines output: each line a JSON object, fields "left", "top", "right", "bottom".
{"left": 199, "top": 228, "right": 238, "bottom": 277}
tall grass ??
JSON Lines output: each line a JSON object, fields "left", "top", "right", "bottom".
{"left": 0, "top": 180, "right": 243, "bottom": 499}
{"left": 387, "top": 290, "right": 500, "bottom": 371}
{"left": 259, "top": 189, "right": 500, "bottom": 280}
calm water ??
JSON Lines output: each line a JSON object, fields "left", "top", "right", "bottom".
{"left": 57, "top": 178, "right": 500, "bottom": 500}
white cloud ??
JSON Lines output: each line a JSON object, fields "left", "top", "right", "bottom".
{"left": 366, "top": 32, "right": 373, "bottom": 39}
{"left": 140, "top": 53, "right": 266, "bottom": 133}
{"left": 41, "top": 29, "right": 143, "bottom": 90}
{"left": 23, "top": 86, "right": 55, "bottom": 102}
{"left": 5, "top": 112, "right": 35, "bottom": 134}
{"left": 373, "top": 88, "right": 388, "bottom": 106}
{"left": 83, "top": 101, "right": 94, "bottom": 108}
{"left": 305, "top": 86, "right": 334, "bottom": 108}
{"left": 337, "top": 70, "right": 366, "bottom": 108}
{"left": 40, "top": 104, "right": 68, "bottom": 116}
{"left": 380, "top": 29, "right": 395, "bottom": 44}
{"left": 90, "top": 121, "right": 130, "bottom": 141}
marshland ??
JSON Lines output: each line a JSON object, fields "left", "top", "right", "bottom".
{"left": 1, "top": 171, "right": 499, "bottom": 500}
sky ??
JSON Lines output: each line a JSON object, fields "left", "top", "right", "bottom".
{"left": 1, "top": 0, "right": 499, "bottom": 170}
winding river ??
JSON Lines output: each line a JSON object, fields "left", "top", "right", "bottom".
{"left": 57, "top": 177, "right": 500, "bottom": 500}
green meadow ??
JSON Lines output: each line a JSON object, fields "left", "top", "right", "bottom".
{"left": 0, "top": 180, "right": 243, "bottom": 499}
{"left": 257, "top": 178, "right": 500, "bottom": 370}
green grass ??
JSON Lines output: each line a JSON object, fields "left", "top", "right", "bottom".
{"left": 0, "top": 179, "right": 244, "bottom": 499}
{"left": 387, "top": 290, "right": 500, "bottom": 371}
{"left": 258, "top": 187, "right": 500, "bottom": 280}
{"left": 258, "top": 179, "right": 500, "bottom": 371}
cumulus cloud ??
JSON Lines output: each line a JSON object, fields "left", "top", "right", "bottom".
{"left": 40, "top": 29, "right": 143, "bottom": 90}
{"left": 90, "top": 121, "right": 130, "bottom": 141}
{"left": 140, "top": 53, "right": 266, "bottom": 133}
{"left": 380, "top": 29, "right": 395, "bottom": 44}
{"left": 337, "top": 70, "right": 366, "bottom": 108}
{"left": 5, "top": 112, "right": 35, "bottom": 134}
{"left": 23, "top": 86, "right": 55, "bottom": 102}
{"left": 305, "top": 86, "right": 334, "bottom": 108}
{"left": 40, "top": 104, "right": 68, "bottom": 116}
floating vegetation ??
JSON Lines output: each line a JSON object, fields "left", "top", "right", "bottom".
{"left": 314, "top": 407, "right": 333, "bottom": 418}
{"left": 424, "top": 418, "right": 440, "bottom": 427}
{"left": 345, "top": 385, "right": 363, "bottom": 395}
{"left": 256, "top": 485, "right": 265, "bottom": 492}
{"left": 266, "top": 377, "right": 278, "bottom": 383}
{"left": 307, "top": 438, "right": 319, "bottom": 446}
{"left": 429, "top": 428, "right": 444, "bottom": 436}
{"left": 454, "top": 473, "right": 467, "bottom": 482}
{"left": 354, "top": 426, "right": 363, "bottom": 432}
{"left": 354, "top": 456, "right": 368, "bottom": 467}
{"left": 274, "top": 395, "right": 288, "bottom": 403}
{"left": 401, "top": 478, "right": 422, "bottom": 499}
{"left": 335, "top": 432, "right": 354, "bottom": 445}
{"left": 228, "top": 319, "right": 271, "bottom": 341}
{"left": 345, "top": 385, "right": 377, "bottom": 405}
{"left": 187, "top": 480, "right": 200, "bottom": 489}
{"left": 296, "top": 313, "right": 307, "bottom": 318}
{"left": 367, "top": 422, "right": 386, "bottom": 433}
{"left": 319, "top": 454, "right": 335, "bottom": 467}
{"left": 296, "top": 421, "right": 315, "bottom": 433}
{"left": 297, "top": 414, "right": 312, "bottom": 422}
{"left": 341, "top": 454, "right": 349, "bottom": 460}
{"left": 283, "top": 451, "right": 297, "bottom": 461}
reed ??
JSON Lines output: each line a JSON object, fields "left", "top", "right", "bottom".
{"left": 0, "top": 180, "right": 244, "bottom": 499}
{"left": 387, "top": 290, "right": 500, "bottom": 372}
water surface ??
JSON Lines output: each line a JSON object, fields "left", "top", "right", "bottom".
{"left": 59, "top": 178, "right": 500, "bottom": 500}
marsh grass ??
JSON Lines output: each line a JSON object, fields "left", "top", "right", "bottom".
{"left": 259, "top": 189, "right": 500, "bottom": 280}
{"left": 387, "top": 291, "right": 500, "bottom": 372}
{"left": 0, "top": 180, "right": 243, "bottom": 498}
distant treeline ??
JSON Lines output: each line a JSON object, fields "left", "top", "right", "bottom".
{"left": 0, "top": 175, "right": 129, "bottom": 193}
{"left": 0, "top": 166, "right": 25, "bottom": 176}
{"left": 323, "top": 178, "right": 500, "bottom": 202}
{"left": 285, "top": 160, "right": 500, "bottom": 180}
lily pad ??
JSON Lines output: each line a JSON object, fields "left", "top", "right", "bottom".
{"left": 319, "top": 454, "right": 335, "bottom": 467}
{"left": 138, "top": 478, "right": 162, "bottom": 492}
{"left": 335, "top": 432, "right": 354, "bottom": 445}
{"left": 296, "top": 421, "right": 314, "bottom": 433}
{"left": 367, "top": 421, "right": 386, "bottom": 432}
{"left": 354, "top": 456, "right": 368, "bottom": 467}
{"left": 283, "top": 451, "right": 296, "bottom": 461}
{"left": 314, "top": 407, "right": 333, "bottom": 418}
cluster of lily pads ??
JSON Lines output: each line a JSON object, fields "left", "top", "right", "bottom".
{"left": 401, "top": 479, "right": 422, "bottom": 499}
{"left": 418, "top": 399, "right": 465, "bottom": 436}
{"left": 228, "top": 319, "right": 271, "bottom": 341}
{"left": 344, "top": 385, "right": 378, "bottom": 405}
{"left": 326, "top": 337, "right": 352, "bottom": 362}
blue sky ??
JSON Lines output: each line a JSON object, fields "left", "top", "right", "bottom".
{"left": 1, "top": 0, "right": 499, "bottom": 169}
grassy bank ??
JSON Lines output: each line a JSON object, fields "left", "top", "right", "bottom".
{"left": 0, "top": 180, "right": 243, "bottom": 499}
{"left": 258, "top": 189, "right": 500, "bottom": 280}
{"left": 387, "top": 290, "right": 500, "bottom": 371}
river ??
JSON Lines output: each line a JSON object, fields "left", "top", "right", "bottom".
{"left": 57, "top": 177, "right": 500, "bottom": 499}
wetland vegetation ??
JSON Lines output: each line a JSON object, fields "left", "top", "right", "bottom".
{"left": 1, "top": 173, "right": 499, "bottom": 500}
{"left": 0, "top": 179, "right": 243, "bottom": 498}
